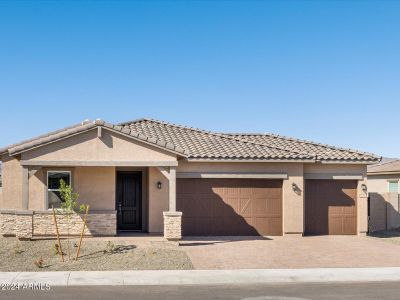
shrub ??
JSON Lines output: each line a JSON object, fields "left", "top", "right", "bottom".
{"left": 34, "top": 257, "right": 45, "bottom": 269}
{"left": 52, "top": 243, "right": 60, "bottom": 255}
{"left": 105, "top": 241, "right": 115, "bottom": 254}
{"left": 13, "top": 241, "right": 23, "bottom": 255}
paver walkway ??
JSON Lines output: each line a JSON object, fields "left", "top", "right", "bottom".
{"left": 179, "top": 235, "right": 400, "bottom": 269}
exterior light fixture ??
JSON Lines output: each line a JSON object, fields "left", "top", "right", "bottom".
{"left": 292, "top": 182, "right": 301, "bottom": 195}
{"left": 157, "top": 181, "right": 162, "bottom": 189}
{"left": 361, "top": 184, "right": 367, "bottom": 193}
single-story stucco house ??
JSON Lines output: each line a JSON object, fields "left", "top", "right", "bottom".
{"left": 0, "top": 118, "right": 380, "bottom": 240}
{"left": 368, "top": 159, "right": 400, "bottom": 232}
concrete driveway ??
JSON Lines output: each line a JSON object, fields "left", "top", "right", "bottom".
{"left": 179, "top": 235, "right": 400, "bottom": 269}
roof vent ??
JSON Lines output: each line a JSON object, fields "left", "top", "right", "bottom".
{"left": 81, "top": 119, "right": 91, "bottom": 125}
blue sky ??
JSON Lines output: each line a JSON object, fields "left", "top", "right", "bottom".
{"left": 0, "top": 1, "right": 399, "bottom": 157}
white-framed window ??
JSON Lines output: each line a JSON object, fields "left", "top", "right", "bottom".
{"left": 47, "top": 171, "right": 71, "bottom": 209}
{"left": 388, "top": 180, "right": 399, "bottom": 193}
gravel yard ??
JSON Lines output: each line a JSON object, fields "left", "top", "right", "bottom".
{"left": 0, "top": 237, "right": 193, "bottom": 271}
{"left": 368, "top": 229, "right": 400, "bottom": 245}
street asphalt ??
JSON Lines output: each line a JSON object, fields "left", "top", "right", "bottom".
{"left": 1, "top": 282, "right": 400, "bottom": 300}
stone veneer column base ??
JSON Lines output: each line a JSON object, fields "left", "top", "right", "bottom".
{"left": 163, "top": 211, "right": 182, "bottom": 241}
{"left": 0, "top": 210, "right": 17, "bottom": 237}
{"left": 15, "top": 211, "right": 33, "bottom": 240}
{"left": 0, "top": 210, "right": 117, "bottom": 238}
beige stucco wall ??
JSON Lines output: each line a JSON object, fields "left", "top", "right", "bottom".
{"left": 1, "top": 154, "right": 23, "bottom": 209}
{"left": 26, "top": 166, "right": 116, "bottom": 211}
{"left": 28, "top": 168, "right": 45, "bottom": 210}
{"left": 368, "top": 174, "right": 400, "bottom": 232}
{"left": 177, "top": 161, "right": 305, "bottom": 235}
{"left": 368, "top": 174, "right": 400, "bottom": 195}
{"left": 74, "top": 167, "right": 116, "bottom": 210}
{"left": 304, "top": 163, "right": 366, "bottom": 175}
{"left": 21, "top": 129, "right": 177, "bottom": 163}
{"left": 148, "top": 167, "right": 169, "bottom": 233}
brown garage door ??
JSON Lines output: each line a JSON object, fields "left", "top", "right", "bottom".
{"left": 305, "top": 180, "right": 357, "bottom": 235}
{"left": 176, "top": 178, "right": 282, "bottom": 236}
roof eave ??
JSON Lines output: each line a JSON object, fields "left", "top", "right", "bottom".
{"left": 367, "top": 171, "right": 400, "bottom": 176}
{"left": 186, "top": 158, "right": 316, "bottom": 163}
{"left": 6, "top": 124, "right": 189, "bottom": 158}
{"left": 319, "top": 159, "right": 381, "bottom": 164}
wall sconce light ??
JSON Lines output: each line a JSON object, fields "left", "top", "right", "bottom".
{"left": 292, "top": 182, "right": 302, "bottom": 195}
{"left": 157, "top": 181, "right": 162, "bottom": 189}
{"left": 361, "top": 184, "right": 367, "bottom": 193}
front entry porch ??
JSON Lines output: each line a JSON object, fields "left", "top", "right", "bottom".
{"left": 0, "top": 162, "right": 182, "bottom": 240}
{"left": 0, "top": 123, "right": 188, "bottom": 240}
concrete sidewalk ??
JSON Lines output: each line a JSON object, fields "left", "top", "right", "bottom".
{"left": 2, "top": 268, "right": 400, "bottom": 286}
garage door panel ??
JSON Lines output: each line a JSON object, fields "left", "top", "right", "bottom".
{"left": 305, "top": 180, "right": 357, "bottom": 235}
{"left": 239, "top": 198, "right": 252, "bottom": 216}
{"left": 268, "top": 218, "right": 283, "bottom": 235}
{"left": 328, "top": 216, "right": 342, "bottom": 235}
{"left": 342, "top": 217, "right": 357, "bottom": 235}
{"left": 266, "top": 197, "right": 282, "bottom": 216}
{"left": 177, "top": 178, "right": 283, "bottom": 236}
{"left": 261, "top": 188, "right": 282, "bottom": 198}
{"left": 251, "top": 197, "right": 267, "bottom": 215}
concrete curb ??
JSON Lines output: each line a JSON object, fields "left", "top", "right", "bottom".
{"left": 2, "top": 268, "right": 400, "bottom": 286}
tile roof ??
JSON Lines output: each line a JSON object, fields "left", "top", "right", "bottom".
{"left": 224, "top": 133, "right": 380, "bottom": 163}
{"left": 0, "top": 119, "right": 189, "bottom": 157}
{"left": 120, "top": 118, "right": 313, "bottom": 161}
{"left": 368, "top": 159, "right": 400, "bottom": 174}
{"left": 0, "top": 118, "right": 380, "bottom": 163}
{"left": 120, "top": 118, "right": 379, "bottom": 163}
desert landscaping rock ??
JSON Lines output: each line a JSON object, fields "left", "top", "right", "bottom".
{"left": 0, "top": 237, "right": 193, "bottom": 271}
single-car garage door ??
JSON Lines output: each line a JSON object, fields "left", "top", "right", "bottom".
{"left": 305, "top": 180, "right": 357, "bottom": 235}
{"left": 176, "top": 178, "right": 282, "bottom": 236}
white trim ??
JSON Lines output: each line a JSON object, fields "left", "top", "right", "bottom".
{"left": 97, "top": 126, "right": 102, "bottom": 138}
{"left": 157, "top": 167, "right": 171, "bottom": 180}
{"left": 304, "top": 173, "right": 363, "bottom": 180}
{"left": 46, "top": 170, "right": 72, "bottom": 209}
{"left": 176, "top": 172, "right": 288, "bottom": 179}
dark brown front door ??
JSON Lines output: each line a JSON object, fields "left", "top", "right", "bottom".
{"left": 305, "top": 180, "right": 357, "bottom": 235}
{"left": 177, "top": 178, "right": 283, "bottom": 236}
{"left": 116, "top": 172, "right": 142, "bottom": 231}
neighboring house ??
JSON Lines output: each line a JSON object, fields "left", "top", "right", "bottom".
{"left": 0, "top": 118, "right": 380, "bottom": 240}
{"left": 368, "top": 159, "right": 400, "bottom": 231}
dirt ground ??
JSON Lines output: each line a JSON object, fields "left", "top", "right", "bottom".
{"left": 369, "top": 229, "right": 400, "bottom": 244}
{"left": 0, "top": 237, "right": 193, "bottom": 271}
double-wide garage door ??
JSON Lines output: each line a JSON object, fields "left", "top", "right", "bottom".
{"left": 305, "top": 180, "right": 357, "bottom": 235}
{"left": 176, "top": 178, "right": 283, "bottom": 236}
